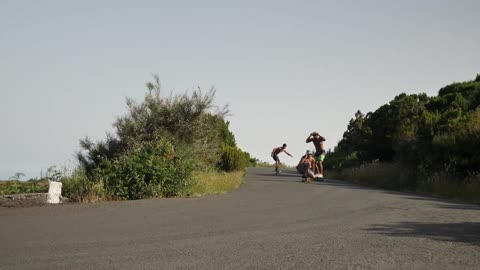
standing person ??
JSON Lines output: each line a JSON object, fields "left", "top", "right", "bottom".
{"left": 306, "top": 132, "right": 326, "bottom": 177}
{"left": 271, "top": 143, "right": 293, "bottom": 174}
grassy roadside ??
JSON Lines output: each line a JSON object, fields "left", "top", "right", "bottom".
{"left": 256, "top": 162, "right": 296, "bottom": 170}
{"left": 2, "top": 170, "right": 245, "bottom": 205}
{"left": 62, "top": 170, "right": 246, "bottom": 202}
{"left": 0, "top": 180, "right": 49, "bottom": 195}
{"left": 327, "top": 163, "right": 480, "bottom": 203}
{"left": 189, "top": 171, "right": 245, "bottom": 196}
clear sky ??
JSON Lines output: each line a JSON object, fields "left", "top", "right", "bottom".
{"left": 1, "top": 0, "right": 479, "bottom": 179}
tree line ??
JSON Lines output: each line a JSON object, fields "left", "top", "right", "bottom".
{"left": 325, "top": 75, "right": 480, "bottom": 194}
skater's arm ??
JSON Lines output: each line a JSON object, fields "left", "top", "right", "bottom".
{"left": 284, "top": 150, "right": 293, "bottom": 157}
{"left": 306, "top": 135, "right": 312, "bottom": 143}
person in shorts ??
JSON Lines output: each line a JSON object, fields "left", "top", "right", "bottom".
{"left": 306, "top": 132, "right": 326, "bottom": 178}
{"left": 271, "top": 143, "right": 293, "bottom": 174}
{"left": 296, "top": 150, "right": 312, "bottom": 174}
{"left": 297, "top": 150, "right": 316, "bottom": 183}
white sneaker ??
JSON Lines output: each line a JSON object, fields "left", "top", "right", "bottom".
{"left": 316, "top": 174, "right": 323, "bottom": 178}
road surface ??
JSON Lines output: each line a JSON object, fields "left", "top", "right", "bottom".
{"left": 1, "top": 167, "right": 479, "bottom": 269}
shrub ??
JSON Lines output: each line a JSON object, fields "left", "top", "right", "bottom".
{"left": 218, "top": 145, "right": 249, "bottom": 172}
{"left": 98, "top": 139, "right": 194, "bottom": 200}
{"left": 62, "top": 169, "right": 106, "bottom": 203}
{"left": 68, "top": 76, "right": 254, "bottom": 201}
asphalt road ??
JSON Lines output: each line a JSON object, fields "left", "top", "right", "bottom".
{"left": 1, "top": 167, "right": 480, "bottom": 270}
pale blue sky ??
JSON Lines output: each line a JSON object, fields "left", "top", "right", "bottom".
{"left": 1, "top": 0, "right": 479, "bottom": 179}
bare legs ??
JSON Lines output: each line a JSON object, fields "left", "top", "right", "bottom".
{"left": 318, "top": 161, "right": 323, "bottom": 175}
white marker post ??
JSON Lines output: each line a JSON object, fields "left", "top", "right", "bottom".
{"left": 47, "top": 181, "right": 62, "bottom": 204}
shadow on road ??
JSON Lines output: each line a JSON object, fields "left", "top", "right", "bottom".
{"left": 254, "top": 170, "right": 303, "bottom": 182}
{"left": 435, "top": 204, "right": 480, "bottom": 210}
{"left": 399, "top": 196, "right": 480, "bottom": 210}
{"left": 257, "top": 173, "right": 299, "bottom": 178}
{"left": 254, "top": 173, "right": 306, "bottom": 184}
{"left": 318, "top": 181, "right": 384, "bottom": 191}
{"left": 366, "top": 222, "right": 480, "bottom": 246}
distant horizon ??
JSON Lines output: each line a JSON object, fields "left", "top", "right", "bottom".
{"left": 1, "top": 0, "right": 479, "bottom": 179}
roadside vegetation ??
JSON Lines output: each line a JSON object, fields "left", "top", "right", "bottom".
{"left": 2, "top": 77, "right": 255, "bottom": 202}
{"left": 189, "top": 171, "right": 244, "bottom": 196}
{"left": 0, "top": 172, "right": 53, "bottom": 195}
{"left": 0, "top": 76, "right": 256, "bottom": 202}
{"left": 325, "top": 74, "right": 480, "bottom": 202}
{"left": 58, "top": 75, "right": 255, "bottom": 202}
{"left": 0, "top": 179, "right": 48, "bottom": 195}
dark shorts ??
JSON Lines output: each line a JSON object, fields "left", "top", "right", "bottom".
{"left": 272, "top": 155, "right": 279, "bottom": 162}
{"left": 297, "top": 163, "right": 308, "bottom": 174}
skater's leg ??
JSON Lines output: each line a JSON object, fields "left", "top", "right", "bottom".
{"left": 315, "top": 151, "right": 325, "bottom": 177}
{"left": 273, "top": 155, "right": 280, "bottom": 173}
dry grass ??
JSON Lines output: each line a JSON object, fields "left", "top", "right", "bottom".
{"left": 189, "top": 171, "right": 244, "bottom": 196}
{"left": 62, "top": 172, "right": 106, "bottom": 203}
{"left": 419, "top": 172, "right": 480, "bottom": 202}
{"left": 328, "top": 163, "right": 480, "bottom": 202}
{"left": 328, "top": 162, "right": 415, "bottom": 190}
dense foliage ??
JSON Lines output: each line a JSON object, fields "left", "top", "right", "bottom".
{"left": 326, "top": 75, "right": 480, "bottom": 190}
{"left": 219, "top": 145, "right": 250, "bottom": 172}
{"left": 69, "top": 76, "right": 254, "bottom": 200}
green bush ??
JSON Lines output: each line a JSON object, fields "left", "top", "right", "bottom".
{"left": 98, "top": 139, "right": 194, "bottom": 200}
{"left": 219, "top": 145, "right": 249, "bottom": 172}
{"left": 62, "top": 170, "right": 106, "bottom": 203}
{"left": 67, "top": 76, "right": 255, "bottom": 201}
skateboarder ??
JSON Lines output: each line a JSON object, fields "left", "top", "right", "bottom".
{"left": 271, "top": 143, "right": 293, "bottom": 174}
{"left": 296, "top": 150, "right": 312, "bottom": 174}
{"left": 297, "top": 150, "right": 316, "bottom": 183}
{"left": 306, "top": 132, "right": 326, "bottom": 178}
